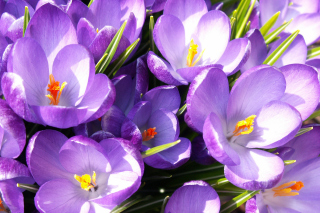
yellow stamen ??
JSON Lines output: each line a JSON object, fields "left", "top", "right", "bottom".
{"left": 45, "top": 74, "right": 67, "bottom": 105}
{"left": 96, "top": 28, "right": 99, "bottom": 33}
{"left": 142, "top": 127, "right": 157, "bottom": 141}
{"left": 272, "top": 181, "right": 304, "bottom": 197}
{"left": 74, "top": 171, "right": 97, "bottom": 191}
{"left": 186, "top": 39, "right": 205, "bottom": 67}
{"left": 233, "top": 115, "right": 256, "bottom": 136}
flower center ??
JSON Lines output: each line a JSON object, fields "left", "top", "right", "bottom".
{"left": 0, "top": 198, "right": 8, "bottom": 213}
{"left": 74, "top": 171, "right": 97, "bottom": 191}
{"left": 272, "top": 181, "right": 304, "bottom": 197}
{"left": 142, "top": 127, "right": 157, "bottom": 141}
{"left": 232, "top": 115, "right": 257, "bottom": 136}
{"left": 46, "top": 74, "right": 67, "bottom": 105}
{"left": 186, "top": 39, "right": 205, "bottom": 67}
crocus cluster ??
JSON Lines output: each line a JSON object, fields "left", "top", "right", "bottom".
{"left": 1, "top": 0, "right": 320, "bottom": 212}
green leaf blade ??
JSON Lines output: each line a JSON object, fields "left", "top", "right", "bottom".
{"left": 220, "top": 190, "right": 260, "bottom": 213}
{"left": 23, "top": 6, "right": 30, "bottom": 37}
{"left": 141, "top": 140, "right": 181, "bottom": 158}
{"left": 260, "top": 11, "right": 280, "bottom": 36}
{"left": 264, "top": 19, "right": 292, "bottom": 44}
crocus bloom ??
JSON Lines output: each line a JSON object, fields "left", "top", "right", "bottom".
{"left": 164, "top": 180, "right": 220, "bottom": 213}
{"left": 2, "top": 36, "right": 115, "bottom": 128}
{"left": 77, "top": 0, "right": 146, "bottom": 62}
{"left": 260, "top": 0, "right": 320, "bottom": 45}
{"left": 187, "top": 65, "right": 319, "bottom": 190}
{"left": 147, "top": 0, "right": 250, "bottom": 85}
{"left": 0, "top": 99, "right": 26, "bottom": 158}
{"left": 0, "top": 157, "right": 34, "bottom": 213}
{"left": 246, "top": 126, "right": 320, "bottom": 212}
{"left": 27, "top": 130, "right": 143, "bottom": 212}
{"left": 145, "top": 0, "right": 166, "bottom": 13}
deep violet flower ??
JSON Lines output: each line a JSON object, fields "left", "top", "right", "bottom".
{"left": 0, "top": 99, "right": 25, "bottom": 158}
{"left": 164, "top": 180, "right": 220, "bottom": 213}
{"left": 259, "top": 0, "right": 320, "bottom": 45}
{"left": 27, "top": 130, "right": 143, "bottom": 213}
{"left": 187, "top": 65, "right": 320, "bottom": 190}
{"left": 246, "top": 126, "right": 320, "bottom": 212}
{"left": 0, "top": 157, "right": 34, "bottom": 213}
{"left": 77, "top": 0, "right": 146, "bottom": 62}
{"left": 145, "top": 0, "right": 166, "bottom": 13}
{"left": 2, "top": 36, "right": 115, "bottom": 128}
{"left": 147, "top": 0, "right": 250, "bottom": 85}
{"left": 190, "top": 136, "right": 216, "bottom": 165}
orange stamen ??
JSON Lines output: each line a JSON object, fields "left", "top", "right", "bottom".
{"left": 0, "top": 198, "right": 8, "bottom": 212}
{"left": 233, "top": 115, "right": 256, "bottom": 136}
{"left": 142, "top": 127, "right": 157, "bottom": 141}
{"left": 272, "top": 181, "right": 304, "bottom": 197}
{"left": 45, "top": 74, "right": 67, "bottom": 105}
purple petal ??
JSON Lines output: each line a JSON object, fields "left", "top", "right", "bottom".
{"left": 260, "top": 0, "right": 287, "bottom": 28}
{"left": 153, "top": 14, "right": 185, "bottom": 69}
{"left": 147, "top": 0, "right": 166, "bottom": 13}
{"left": 191, "top": 136, "right": 216, "bottom": 165}
{"left": 142, "top": 85, "right": 181, "bottom": 114}
{"left": 127, "top": 101, "right": 152, "bottom": 128}
{"left": 164, "top": 0, "right": 208, "bottom": 39}
{"left": 101, "top": 105, "right": 126, "bottom": 137}
{"left": 123, "top": 12, "right": 137, "bottom": 43}
{"left": 187, "top": 68, "right": 229, "bottom": 132}
{"left": 280, "top": 64, "right": 320, "bottom": 120}
{"left": 86, "top": 0, "right": 121, "bottom": 30}
{"left": 26, "top": 130, "right": 70, "bottom": 185}
{"left": 78, "top": 74, "right": 116, "bottom": 123}
{"left": 4, "top": 16, "right": 23, "bottom": 43}
{"left": 121, "top": 118, "right": 142, "bottom": 150}
{"left": 143, "top": 137, "right": 191, "bottom": 170}
{"left": 112, "top": 75, "right": 135, "bottom": 113}
{"left": 245, "top": 196, "right": 260, "bottom": 213}
{"left": 7, "top": 37, "right": 49, "bottom": 106}
{"left": 77, "top": 18, "right": 96, "bottom": 47}
{"left": 164, "top": 180, "right": 220, "bottom": 213}
{"left": 0, "top": 12, "right": 15, "bottom": 35}
{"left": 73, "top": 119, "right": 102, "bottom": 137}
{"left": 227, "top": 66, "right": 286, "bottom": 128}
{"left": 196, "top": 10, "right": 230, "bottom": 64}
{"left": 35, "top": 179, "right": 87, "bottom": 213}
{"left": 0, "top": 179, "right": 24, "bottom": 213}
{"left": 0, "top": 157, "right": 32, "bottom": 181}
{"left": 25, "top": 3, "right": 77, "bottom": 69}
{"left": 65, "top": 0, "right": 88, "bottom": 26}
{"left": 147, "top": 51, "right": 188, "bottom": 85}
{"left": 90, "top": 130, "right": 114, "bottom": 142}
{"left": 203, "top": 112, "right": 240, "bottom": 166}
{"left": 216, "top": 38, "right": 251, "bottom": 75}
{"left": 176, "top": 64, "right": 222, "bottom": 83}
{"left": 236, "top": 101, "right": 301, "bottom": 149}
{"left": 267, "top": 33, "right": 307, "bottom": 67}
{"left": 241, "top": 29, "right": 267, "bottom": 72}
{"left": 225, "top": 145, "right": 284, "bottom": 190}
{"left": 286, "top": 13, "right": 320, "bottom": 45}
{"left": 3, "top": 0, "right": 35, "bottom": 18}
{"left": 0, "top": 99, "right": 25, "bottom": 158}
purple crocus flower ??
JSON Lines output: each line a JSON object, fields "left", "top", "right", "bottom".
{"left": 246, "top": 126, "right": 320, "bottom": 212}
{"left": 260, "top": 0, "right": 320, "bottom": 45}
{"left": 27, "top": 130, "right": 143, "bottom": 212}
{"left": 187, "top": 65, "right": 320, "bottom": 190}
{"left": 191, "top": 136, "right": 216, "bottom": 165}
{"left": 77, "top": 0, "right": 146, "bottom": 62}
{"left": 165, "top": 180, "right": 220, "bottom": 213}
{"left": 145, "top": 0, "right": 166, "bottom": 13}
{"left": 2, "top": 36, "right": 115, "bottom": 128}
{"left": 0, "top": 99, "right": 25, "bottom": 158}
{"left": 147, "top": 0, "right": 250, "bottom": 85}
{"left": 0, "top": 157, "right": 34, "bottom": 213}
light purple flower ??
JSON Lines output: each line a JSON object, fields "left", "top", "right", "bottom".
{"left": 77, "top": 0, "right": 146, "bottom": 62}
{"left": 0, "top": 99, "right": 25, "bottom": 158}
{"left": 186, "top": 65, "right": 320, "bottom": 190}
{"left": 260, "top": 0, "right": 320, "bottom": 45}
{"left": 147, "top": 0, "right": 250, "bottom": 85}
{"left": 164, "top": 180, "right": 220, "bottom": 213}
{"left": 27, "top": 130, "right": 143, "bottom": 212}
{"left": 246, "top": 126, "right": 320, "bottom": 212}
{"left": 2, "top": 36, "right": 115, "bottom": 128}
{"left": 145, "top": 0, "right": 166, "bottom": 13}
{"left": 0, "top": 157, "right": 34, "bottom": 213}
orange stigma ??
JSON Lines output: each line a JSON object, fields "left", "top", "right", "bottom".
{"left": 272, "top": 181, "right": 304, "bottom": 197}
{"left": 0, "top": 198, "right": 8, "bottom": 212}
{"left": 74, "top": 171, "right": 97, "bottom": 191}
{"left": 186, "top": 39, "right": 205, "bottom": 67}
{"left": 142, "top": 127, "right": 157, "bottom": 141}
{"left": 46, "top": 74, "right": 67, "bottom": 105}
{"left": 233, "top": 115, "right": 256, "bottom": 136}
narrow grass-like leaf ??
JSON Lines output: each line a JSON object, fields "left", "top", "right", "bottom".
{"left": 295, "top": 126, "right": 313, "bottom": 137}
{"left": 176, "top": 103, "right": 187, "bottom": 117}
{"left": 17, "top": 183, "right": 39, "bottom": 193}
{"left": 160, "top": 196, "right": 170, "bottom": 213}
{"left": 284, "top": 160, "right": 296, "bottom": 165}
{"left": 235, "top": 0, "right": 256, "bottom": 38}
{"left": 263, "top": 30, "right": 300, "bottom": 66}
{"left": 307, "top": 46, "right": 320, "bottom": 59}
{"left": 230, "top": 17, "right": 237, "bottom": 40}
{"left": 210, "top": 178, "right": 229, "bottom": 187}
{"left": 236, "top": 0, "right": 250, "bottom": 26}
{"left": 141, "top": 140, "right": 181, "bottom": 158}
{"left": 111, "top": 196, "right": 149, "bottom": 213}
{"left": 264, "top": 19, "right": 292, "bottom": 44}
{"left": 88, "top": 0, "right": 94, "bottom": 7}
{"left": 220, "top": 190, "right": 260, "bottom": 213}
{"left": 149, "top": 16, "right": 156, "bottom": 53}
{"left": 95, "top": 21, "right": 127, "bottom": 73}
{"left": 260, "top": 11, "right": 280, "bottom": 36}
{"left": 243, "top": 21, "right": 251, "bottom": 36}
{"left": 105, "top": 38, "right": 140, "bottom": 77}
{"left": 306, "top": 109, "right": 320, "bottom": 121}
{"left": 23, "top": 6, "right": 30, "bottom": 37}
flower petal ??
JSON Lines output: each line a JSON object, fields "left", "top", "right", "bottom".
{"left": 0, "top": 180, "right": 24, "bottom": 213}
{"left": 77, "top": 18, "right": 96, "bottom": 47}
{"left": 101, "top": 105, "right": 126, "bottom": 137}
